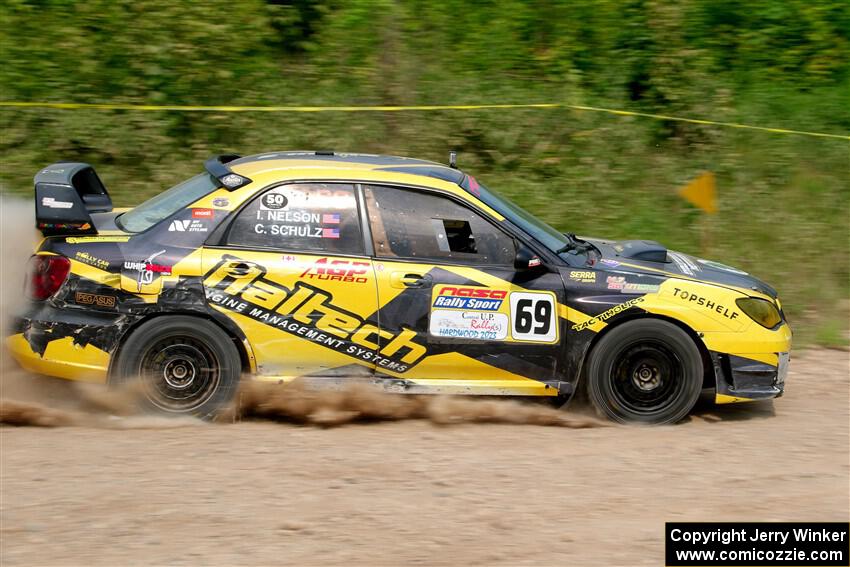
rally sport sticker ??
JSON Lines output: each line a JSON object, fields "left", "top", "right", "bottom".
{"left": 428, "top": 285, "right": 557, "bottom": 343}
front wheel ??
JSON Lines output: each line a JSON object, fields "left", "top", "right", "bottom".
{"left": 586, "top": 319, "right": 703, "bottom": 424}
{"left": 112, "top": 316, "right": 242, "bottom": 419}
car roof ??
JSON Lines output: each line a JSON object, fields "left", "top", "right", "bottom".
{"left": 229, "top": 151, "right": 466, "bottom": 185}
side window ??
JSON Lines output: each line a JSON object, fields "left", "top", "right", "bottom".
{"left": 226, "top": 183, "right": 363, "bottom": 255}
{"left": 364, "top": 185, "right": 516, "bottom": 265}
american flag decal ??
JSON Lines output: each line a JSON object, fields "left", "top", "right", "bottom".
{"left": 322, "top": 213, "right": 341, "bottom": 224}
{"left": 322, "top": 227, "right": 340, "bottom": 239}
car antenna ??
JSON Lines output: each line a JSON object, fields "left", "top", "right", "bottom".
{"left": 449, "top": 151, "right": 457, "bottom": 169}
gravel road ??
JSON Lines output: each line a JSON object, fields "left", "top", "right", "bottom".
{"left": 1, "top": 348, "right": 847, "bottom": 566}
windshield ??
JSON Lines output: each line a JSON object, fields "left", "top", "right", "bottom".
{"left": 116, "top": 173, "right": 219, "bottom": 233}
{"left": 461, "top": 176, "right": 570, "bottom": 252}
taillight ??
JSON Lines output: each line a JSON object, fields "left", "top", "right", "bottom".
{"left": 26, "top": 255, "right": 71, "bottom": 300}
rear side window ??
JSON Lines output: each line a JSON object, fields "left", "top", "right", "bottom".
{"left": 118, "top": 173, "right": 218, "bottom": 233}
{"left": 226, "top": 183, "right": 364, "bottom": 255}
{"left": 364, "top": 185, "right": 516, "bottom": 265}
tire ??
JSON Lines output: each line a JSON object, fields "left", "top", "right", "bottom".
{"left": 586, "top": 319, "right": 703, "bottom": 424}
{"left": 112, "top": 316, "right": 242, "bottom": 419}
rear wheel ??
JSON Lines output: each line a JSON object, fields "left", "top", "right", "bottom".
{"left": 586, "top": 319, "right": 703, "bottom": 424}
{"left": 112, "top": 316, "right": 241, "bottom": 419}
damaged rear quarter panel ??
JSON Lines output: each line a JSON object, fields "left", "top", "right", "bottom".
{"left": 13, "top": 204, "right": 240, "bottom": 377}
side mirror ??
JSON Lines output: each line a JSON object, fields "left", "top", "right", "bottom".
{"left": 514, "top": 244, "right": 543, "bottom": 271}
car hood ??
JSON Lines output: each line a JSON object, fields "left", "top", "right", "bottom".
{"left": 585, "top": 238, "right": 779, "bottom": 299}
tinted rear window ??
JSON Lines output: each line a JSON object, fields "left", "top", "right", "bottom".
{"left": 117, "top": 173, "right": 219, "bottom": 233}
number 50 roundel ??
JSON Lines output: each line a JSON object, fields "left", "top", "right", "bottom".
{"left": 509, "top": 292, "right": 558, "bottom": 343}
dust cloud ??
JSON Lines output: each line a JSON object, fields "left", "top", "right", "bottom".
{"left": 0, "top": 196, "right": 603, "bottom": 429}
{"left": 0, "top": 398, "right": 77, "bottom": 427}
{"left": 0, "top": 196, "right": 181, "bottom": 428}
{"left": 1, "top": 377, "right": 605, "bottom": 429}
{"left": 0, "top": 197, "right": 38, "bottom": 336}
{"left": 231, "top": 380, "right": 604, "bottom": 429}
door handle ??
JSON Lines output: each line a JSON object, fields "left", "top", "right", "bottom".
{"left": 393, "top": 272, "right": 432, "bottom": 289}
{"left": 226, "top": 262, "right": 253, "bottom": 276}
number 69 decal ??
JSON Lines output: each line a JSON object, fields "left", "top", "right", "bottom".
{"left": 509, "top": 292, "right": 558, "bottom": 342}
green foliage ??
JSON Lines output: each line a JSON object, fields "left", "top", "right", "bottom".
{"left": 0, "top": 0, "right": 848, "bottom": 345}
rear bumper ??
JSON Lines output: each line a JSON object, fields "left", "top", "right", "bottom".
{"left": 6, "top": 303, "right": 126, "bottom": 384}
{"left": 712, "top": 351, "right": 790, "bottom": 404}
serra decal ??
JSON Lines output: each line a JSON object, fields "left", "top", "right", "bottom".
{"left": 569, "top": 270, "right": 596, "bottom": 283}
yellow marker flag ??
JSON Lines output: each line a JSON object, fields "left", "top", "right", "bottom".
{"left": 678, "top": 171, "right": 717, "bottom": 214}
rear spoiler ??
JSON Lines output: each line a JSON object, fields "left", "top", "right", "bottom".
{"left": 35, "top": 163, "right": 113, "bottom": 236}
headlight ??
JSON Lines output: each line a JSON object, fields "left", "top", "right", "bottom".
{"left": 736, "top": 297, "right": 782, "bottom": 329}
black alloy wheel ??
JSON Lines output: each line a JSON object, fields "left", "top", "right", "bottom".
{"left": 586, "top": 319, "right": 703, "bottom": 424}
{"left": 112, "top": 316, "right": 241, "bottom": 419}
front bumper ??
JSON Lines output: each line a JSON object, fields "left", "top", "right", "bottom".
{"left": 6, "top": 303, "right": 127, "bottom": 384}
{"left": 712, "top": 351, "right": 790, "bottom": 404}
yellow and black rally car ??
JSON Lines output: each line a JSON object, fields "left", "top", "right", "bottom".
{"left": 7, "top": 152, "right": 792, "bottom": 423}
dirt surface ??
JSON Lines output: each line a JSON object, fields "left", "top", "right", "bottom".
{"left": 1, "top": 348, "right": 848, "bottom": 566}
